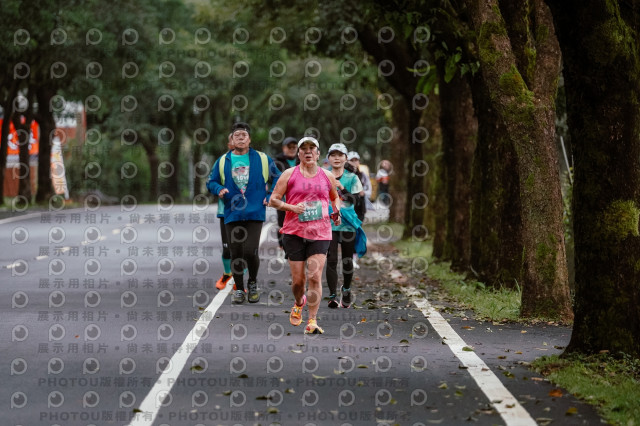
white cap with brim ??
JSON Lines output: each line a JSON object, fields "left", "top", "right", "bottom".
{"left": 327, "top": 143, "right": 348, "bottom": 157}
{"left": 347, "top": 151, "right": 360, "bottom": 160}
{"left": 298, "top": 136, "right": 320, "bottom": 149}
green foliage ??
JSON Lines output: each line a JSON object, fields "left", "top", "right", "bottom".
{"left": 65, "top": 138, "right": 152, "bottom": 202}
{"left": 444, "top": 48, "right": 462, "bottom": 83}
{"left": 532, "top": 353, "right": 640, "bottom": 425}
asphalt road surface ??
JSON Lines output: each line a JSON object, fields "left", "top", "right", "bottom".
{"left": 1, "top": 204, "right": 601, "bottom": 425}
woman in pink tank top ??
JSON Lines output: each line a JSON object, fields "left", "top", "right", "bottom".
{"left": 269, "top": 137, "right": 341, "bottom": 335}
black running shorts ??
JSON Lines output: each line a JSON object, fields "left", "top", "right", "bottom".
{"left": 282, "top": 234, "right": 331, "bottom": 261}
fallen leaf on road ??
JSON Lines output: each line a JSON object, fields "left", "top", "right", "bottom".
{"left": 548, "top": 389, "right": 563, "bottom": 397}
{"left": 565, "top": 407, "right": 578, "bottom": 415}
{"left": 438, "top": 383, "right": 448, "bottom": 389}
{"left": 521, "top": 330, "right": 527, "bottom": 334}
{"left": 462, "top": 346, "right": 474, "bottom": 352}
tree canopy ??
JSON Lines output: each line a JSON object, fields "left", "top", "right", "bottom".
{"left": 2, "top": 0, "right": 639, "bottom": 356}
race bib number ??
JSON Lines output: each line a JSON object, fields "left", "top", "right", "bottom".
{"left": 298, "top": 201, "right": 323, "bottom": 222}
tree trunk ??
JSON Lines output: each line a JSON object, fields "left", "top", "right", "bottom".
{"left": 0, "top": 105, "right": 12, "bottom": 205}
{"left": 421, "top": 94, "right": 444, "bottom": 258}
{"left": 193, "top": 138, "right": 203, "bottom": 197}
{"left": 140, "top": 136, "right": 159, "bottom": 201}
{"left": 438, "top": 68, "right": 477, "bottom": 271}
{"left": 431, "top": 150, "right": 447, "bottom": 259}
{"left": 166, "top": 128, "right": 181, "bottom": 201}
{"left": 356, "top": 24, "right": 425, "bottom": 236}
{"left": 546, "top": 0, "right": 640, "bottom": 355}
{"left": 35, "top": 86, "right": 55, "bottom": 203}
{"left": 465, "top": 0, "right": 572, "bottom": 321}
{"left": 13, "top": 114, "right": 33, "bottom": 202}
{"left": 402, "top": 107, "right": 426, "bottom": 239}
{"left": 469, "top": 76, "right": 523, "bottom": 288}
{"left": 389, "top": 96, "right": 408, "bottom": 224}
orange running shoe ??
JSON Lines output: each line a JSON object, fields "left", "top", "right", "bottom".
{"left": 216, "top": 274, "right": 233, "bottom": 290}
{"left": 290, "top": 295, "right": 307, "bottom": 326}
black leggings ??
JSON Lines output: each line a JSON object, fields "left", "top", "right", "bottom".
{"left": 277, "top": 209, "right": 286, "bottom": 248}
{"left": 226, "top": 221, "right": 262, "bottom": 291}
{"left": 219, "top": 218, "right": 231, "bottom": 260}
{"left": 326, "top": 230, "right": 356, "bottom": 295}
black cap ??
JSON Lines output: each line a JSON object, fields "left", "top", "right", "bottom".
{"left": 282, "top": 136, "right": 297, "bottom": 146}
{"left": 231, "top": 122, "right": 251, "bottom": 134}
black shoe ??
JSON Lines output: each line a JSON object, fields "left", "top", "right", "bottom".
{"left": 328, "top": 294, "right": 338, "bottom": 308}
{"left": 247, "top": 279, "right": 260, "bottom": 303}
{"left": 340, "top": 286, "right": 352, "bottom": 308}
{"left": 232, "top": 289, "right": 245, "bottom": 304}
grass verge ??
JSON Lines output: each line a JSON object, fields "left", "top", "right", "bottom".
{"left": 532, "top": 353, "right": 640, "bottom": 425}
{"left": 393, "top": 238, "right": 521, "bottom": 322}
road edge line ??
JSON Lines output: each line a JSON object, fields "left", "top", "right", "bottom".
{"left": 372, "top": 252, "right": 537, "bottom": 426}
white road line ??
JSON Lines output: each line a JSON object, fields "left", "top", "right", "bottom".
{"left": 372, "top": 253, "right": 537, "bottom": 426}
{"left": 128, "top": 217, "right": 275, "bottom": 425}
{"left": 5, "top": 261, "right": 25, "bottom": 269}
{"left": 410, "top": 297, "right": 537, "bottom": 426}
{"left": 127, "top": 283, "right": 233, "bottom": 426}
{"left": 0, "top": 212, "right": 43, "bottom": 225}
